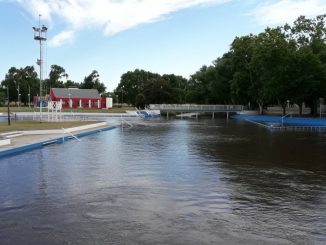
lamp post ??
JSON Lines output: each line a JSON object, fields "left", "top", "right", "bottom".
{"left": 28, "top": 85, "right": 31, "bottom": 109}
{"left": 7, "top": 85, "right": 10, "bottom": 126}
{"left": 13, "top": 80, "right": 19, "bottom": 107}
{"left": 68, "top": 92, "right": 73, "bottom": 112}
{"left": 121, "top": 90, "right": 123, "bottom": 107}
{"left": 68, "top": 93, "right": 71, "bottom": 108}
{"left": 33, "top": 14, "right": 47, "bottom": 121}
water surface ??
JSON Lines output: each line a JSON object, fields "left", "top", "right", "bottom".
{"left": 1, "top": 119, "right": 326, "bottom": 244}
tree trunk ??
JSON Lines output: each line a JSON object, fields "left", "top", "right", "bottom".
{"left": 258, "top": 103, "right": 264, "bottom": 115}
{"left": 308, "top": 101, "right": 317, "bottom": 116}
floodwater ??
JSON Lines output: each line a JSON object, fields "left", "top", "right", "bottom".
{"left": 1, "top": 118, "right": 326, "bottom": 244}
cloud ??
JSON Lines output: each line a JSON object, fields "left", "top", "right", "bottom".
{"left": 252, "top": 0, "right": 326, "bottom": 26}
{"left": 15, "top": 0, "right": 230, "bottom": 46}
{"left": 49, "top": 30, "right": 75, "bottom": 47}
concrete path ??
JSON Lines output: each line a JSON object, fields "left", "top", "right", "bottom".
{"left": 0, "top": 122, "right": 118, "bottom": 153}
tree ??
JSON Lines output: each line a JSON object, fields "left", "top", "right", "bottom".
{"left": 209, "top": 55, "right": 233, "bottom": 104}
{"left": 80, "top": 70, "right": 106, "bottom": 94}
{"left": 252, "top": 27, "right": 296, "bottom": 115}
{"left": 20, "top": 66, "right": 39, "bottom": 105}
{"left": 230, "top": 34, "right": 270, "bottom": 113}
{"left": 135, "top": 93, "right": 146, "bottom": 109}
{"left": 143, "top": 77, "right": 174, "bottom": 104}
{"left": 285, "top": 15, "right": 326, "bottom": 115}
{"left": 111, "top": 14, "right": 326, "bottom": 114}
{"left": 1, "top": 66, "right": 38, "bottom": 105}
{"left": 162, "top": 74, "right": 187, "bottom": 103}
{"left": 115, "top": 69, "right": 160, "bottom": 105}
{"left": 0, "top": 90, "right": 5, "bottom": 106}
{"left": 187, "top": 65, "right": 213, "bottom": 104}
{"left": 46, "top": 64, "right": 67, "bottom": 92}
{"left": 64, "top": 79, "right": 80, "bottom": 88}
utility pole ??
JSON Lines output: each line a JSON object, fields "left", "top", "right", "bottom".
{"left": 17, "top": 83, "right": 20, "bottom": 107}
{"left": 28, "top": 85, "right": 31, "bottom": 109}
{"left": 7, "top": 85, "right": 10, "bottom": 126}
{"left": 33, "top": 14, "right": 47, "bottom": 121}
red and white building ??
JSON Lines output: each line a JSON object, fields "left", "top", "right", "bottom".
{"left": 49, "top": 88, "right": 111, "bottom": 109}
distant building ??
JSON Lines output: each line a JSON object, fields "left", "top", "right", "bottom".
{"left": 49, "top": 88, "right": 108, "bottom": 109}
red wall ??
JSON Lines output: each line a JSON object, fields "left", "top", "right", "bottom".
{"left": 50, "top": 89, "right": 106, "bottom": 109}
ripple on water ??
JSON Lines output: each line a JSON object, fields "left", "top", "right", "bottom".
{"left": 0, "top": 119, "right": 326, "bottom": 244}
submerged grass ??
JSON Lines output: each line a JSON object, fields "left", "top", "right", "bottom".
{"left": 0, "top": 120, "right": 97, "bottom": 133}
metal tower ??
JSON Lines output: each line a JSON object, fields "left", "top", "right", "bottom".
{"left": 33, "top": 14, "right": 47, "bottom": 121}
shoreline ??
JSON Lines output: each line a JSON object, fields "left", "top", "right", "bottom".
{"left": 0, "top": 111, "right": 138, "bottom": 118}
{"left": 0, "top": 123, "right": 119, "bottom": 158}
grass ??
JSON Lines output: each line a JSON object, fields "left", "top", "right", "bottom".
{"left": 0, "top": 120, "right": 98, "bottom": 133}
{"left": 0, "top": 106, "right": 135, "bottom": 114}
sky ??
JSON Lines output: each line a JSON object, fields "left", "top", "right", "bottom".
{"left": 0, "top": 0, "right": 325, "bottom": 92}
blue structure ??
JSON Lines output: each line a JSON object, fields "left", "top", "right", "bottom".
{"left": 136, "top": 110, "right": 160, "bottom": 119}
{"left": 232, "top": 115, "right": 326, "bottom": 127}
{"left": 0, "top": 126, "right": 118, "bottom": 158}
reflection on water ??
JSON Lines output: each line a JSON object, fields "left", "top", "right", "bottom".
{"left": 0, "top": 118, "right": 326, "bottom": 244}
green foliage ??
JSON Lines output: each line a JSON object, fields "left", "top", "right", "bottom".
{"left": 135, "top": 93, "right": 146, "bottom": 109}
{"left": 1, "top": 15, "right": 324, "bottom": 115}
{"left": 184, "top": 14, "right": 326, "bottom": 115}
{"left": 64, "top": 79, "right": 80, "bottom": 88}
{"left": 1, "top": 65, "right": 108, "bottom": 104}
{"left": 114, "top": 14, "right": 325, "bottom": 114}
{"left": 45, "top": 64, "right": 67, "bottom": 93}
{"left": 0, "top": 90, "right": 5, "bottom": 106}
{"left": 115, "top": 69, "right": 187, "bottom": 106}
{"left": 143, "top": 77, "right": 174, "bottom": 104}
{"left": 80, "top": 70, "right": 106, "bottom": 94}
{"left": 115, "top": 69, "right": 160, "bottom": 105}
{"left": 1, "top": 66, "right": 39, "bottom": 105}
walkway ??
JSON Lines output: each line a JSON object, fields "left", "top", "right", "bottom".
{"left": 149, "top": 104, "right": 243, "bottom": 119}
{"left": 149, "top": 104, "right": 243, "bottom": 112}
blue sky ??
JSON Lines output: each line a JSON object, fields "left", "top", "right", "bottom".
{"left": 0, "top": 0, "right": 325, "bottom": 92}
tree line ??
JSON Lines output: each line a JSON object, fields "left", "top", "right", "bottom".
{"left": 115, "top": 15, "right": 326, "bottom": 115}
{"left": 1, "top": 15, "right": 325, "bottom": 114}
{"left": 0, "top": 65, "right": 106, "bottom": 106}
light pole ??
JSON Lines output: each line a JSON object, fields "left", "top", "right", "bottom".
{"left": 13, "top": 80, "right": 19, "bottom": 107}
{"left": 121, "top": 90, "right": 123, "bottom": 107}
{"left": 68, "top": 93, "right": 71, "bottom": 108}
{"left": 28, "top": 85, "right": 31, "bottom": 108}
{"left": 7, "top": 85, "right": 10, "bottom": 126}
{"left": 33, "top": 14, "right": 47, "bottom": 121}
{"left": 68, "top": 93, "right": 73, "bottom": 114}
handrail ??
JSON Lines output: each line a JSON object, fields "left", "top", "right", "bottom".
{"left": 121, "top": 119, "right": 133, "bottom": 129}
{"left": 281, "top": 113, "right": 292, "bottom": 126}
{"left": 62, "top": 128, "right": 81, "bottom": 142}
{"left": 245, "top": 119, "right": 270, "bottom": 128}
{"left": 149, "top": 104, "right": 243, "bottom": 111}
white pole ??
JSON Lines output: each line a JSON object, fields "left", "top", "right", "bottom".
{"left": 28, "top": 85, "right": 31, "bottom": 109}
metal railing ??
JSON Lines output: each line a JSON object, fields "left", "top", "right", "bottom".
{"left": 281, "top": 113, "right": 292, "bottom": 126}
{"left": 149, "top": 104, "right": 243, "bottom": 112}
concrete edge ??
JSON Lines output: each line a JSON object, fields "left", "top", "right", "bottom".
{"left": 19, "top": 122, "right": 108, "bottom": 135}
{"left": 0, "top": 125, "right": 119, "bottom": 158}
{"left": 0, "top": 139, "right": 11, "bottom": 147}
